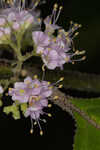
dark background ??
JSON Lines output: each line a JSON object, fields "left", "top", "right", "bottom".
{"left": 0, "top": 0, "right": 100, "bottom": 149}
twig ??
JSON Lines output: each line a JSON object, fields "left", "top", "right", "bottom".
{"left": 50, "top": 88, "right": 100, "bottom": 130}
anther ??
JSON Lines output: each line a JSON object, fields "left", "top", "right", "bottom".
{"left": 58, "top": 84, "right": 63, "bottom": 88}
{"left": 54, "top": 96, "right": 59, "bottom": 100}
{"left": 48, "top": 113, "right": 52, "bottom": 117}
{"left": 82, "top": 56, "right": 86, "bottom": 60}
{"left": 48, "top": 82, "right": 51, "bottom": 85}
{"left": 54, "top": 3, "right": 58, "bottom": 10}
{"left": 59, "top": 77, "right": 64, "bottom": 81}
{"left": 34, "top": 121, "right": 37, "bottom": 125}
{"left": 49, "top": 86, "right": 53, "bottom": 89}
{"left": 33, "top": 75, "right": 38, "bottom": 79}
{"left": 59, "top": 6, "right": 63, "bottom": 10}
{"left": 48, "top": 104, "right": 52, "bottom": 108}
{"left": 40, "top": 130, "right": 43, "bottom": 136}
{"left": 30, "top": 129, "right": 33, "bottom": 134}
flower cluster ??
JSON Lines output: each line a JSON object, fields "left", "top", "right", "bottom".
{"left": 0, "top": 0, "right": 85, "bottom": 135}
{"left": 0, "top": 0, "right": 41, "bottom": 43}
{"left": 32, "top": 4, "right": 85, "bottom": 70}
{"left": 9, "top": 76, "right": 53, "bottom": 135}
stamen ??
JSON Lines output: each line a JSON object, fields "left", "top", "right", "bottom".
{"left": 72, "top": 56, "right": 86, "bottom": 63}
{"left": 33, "top": 75, "right": 38, "bottom": 79}
{"left": 48, "top": 104, "right": 52, "bottom": 108}
{"left": 30, "top": 129, "right": 33, "bottom": 134}
{"left": 34, "top": 121, "right": 37, "bottom": 125}
{"left": 48, "top": 113, "right": 52, "bottom": 117}
{"left": 55, "top": 6, "right": 63, "bottom": 23}
{"left": 53, "top": 96, "right": 59, "bottom": 100}
{"left": 59, "top": 77, "right": 64, "bottom": 81}
{"left": 39, "top": 118, "right": 46, "bottom": 123}
{"left": 30, "top": 117, "right": 33, "bottom": 134}
{"left": 40, "top": 130, "right": 43, "bottom": 136}
{"left": 58, "top": 84, "right": 63, "bottom": 88}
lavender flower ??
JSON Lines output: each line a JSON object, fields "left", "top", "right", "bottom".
{"left": 0, "top": 0, "right": 41, "bottom": 35}
{"left": 44, "top": 4, "right": 62, "bottom": 34}
{"left": 32, "top": 31, "right": 51, "bottom": 54}
{"left": 9, "top": 76, "right": 53, "bottom": 134}
{"left": 31, "top": 3, "right": 85, "bottom": 70}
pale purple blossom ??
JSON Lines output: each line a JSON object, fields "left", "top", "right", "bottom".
{"left": 32, "top": 31, "right": 51, "bottom": 54}
{"left": 9, "top": 76, "right": 53, "bottom": 133}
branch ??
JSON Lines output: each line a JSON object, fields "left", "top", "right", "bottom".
{"left": 50, "top": 88, "right": 100, "bottom": 130}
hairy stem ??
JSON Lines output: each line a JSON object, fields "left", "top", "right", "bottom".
{"left": 50, "top": 88, "right": 100, "bottom": 130}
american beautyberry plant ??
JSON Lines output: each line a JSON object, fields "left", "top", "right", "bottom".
{"left": 0, "top": 1, "right": 100, "bottom": 149}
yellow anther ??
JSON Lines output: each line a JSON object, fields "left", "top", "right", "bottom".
{"left": 34, "top": 121, "right": 37, "bottom": 125}
{"left": 74, "top": 23, "right": 78, "bottom": 27}
{"left": 19, "top": 89, "right": 25, "bottom": 94}
{"left": 30, "top": 129, "right": 33, "bottom": 134}
{"left": 74, "top": 32, "right": 79, "bottom": 36}
{"left": 58, "top": 84, "right": 63, "bottom": 88}
{"left": 59, "top": 6, "right": 63, "bottom": 10}
{"left": 37, "top": 18, "right": 41, "bottom": 23}
{"left": 54, "top": 3, "right": 58, "bottom": 9}
{"left": 75, "top": 50, "right": 80, "bottom": 55}
{"left": 33, "top": 75, "right": 38, "bottom": 79}
{"left": 65, "top": 57, "right": 70, "bottom": 62}
{"left": 48, "top": 82, "right": 51, "bottom": 85}
{"left": 54, "top": 96, "right": 59, "bottom": 100}
{"left": 42, "top": 64, "right": 45, "bottom": 72}
{"left": 48, "top": 48, "right": 51, "bottom": 51}
{"left": 49, "top": 86, "right": 53, "bottom": 89}
{"left": 82, "top": 56, "right": 86, "bottom": 60}
{"left": 48, "top": 104, "right": 52, "bottom": 108}
{"left": 59, "top": 77, "right": 64, "bottom": 81}
{"left": 34, "top": 84, "right": 39, "bottom": 88}
{"left": 75, "top": 50, "right": 85, "bottom": 55}
{"left": 9, "top": 88, "right": 12, "bottom": 91}
{"left": 40, "top": 130, "right": 43, "bottom": 136}
{"left": 48, "top": 113, "right": 52, "bottom": 117}
{"left": 72, "top": 61, "right": 75, "bottom": 64}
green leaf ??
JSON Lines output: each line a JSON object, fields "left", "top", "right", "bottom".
{"left": 73, "top": 112, "right": 100, "bottom": 150}
{"left": 70, "top": 98, "right": 100, "bottom": 150}
{"left": 20, "top": 103, "right": 28, "bottom": 115}
{"left": 3, "top": 105, "right": 20, "bottom": 120}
